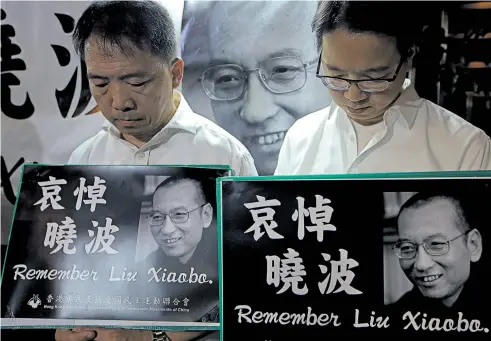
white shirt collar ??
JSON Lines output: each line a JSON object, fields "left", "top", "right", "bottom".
{"left": 328, "top": 78, "right": 423, "bottom": 130}
{"left": 101, "top": 90, "right": 197, "bottom": 142}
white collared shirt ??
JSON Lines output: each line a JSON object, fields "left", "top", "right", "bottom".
{"left": 275, "top": 81, "right": 491, "bottom": 175}
{"left": 67, "top": 91, "right": 258, "bottom": 176}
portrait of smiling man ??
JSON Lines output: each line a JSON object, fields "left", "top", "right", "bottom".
{"left": 181, "top": 0, "right": 332, "bottom": 175}
{"left": 144, "top": 175, "right": 214, "bottom": 268}
{"left": 135, "top": 174, "right": 219, "bottom": 324}
{"left": 391, "top": 192, "right": 485, "bottom": 312}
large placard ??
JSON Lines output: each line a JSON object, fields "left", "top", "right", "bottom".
{"left": 218, "top": 172, "right": 491, "bottom": 339}
{"left": 1, "top": 164, "right": 228, "bottom": 330}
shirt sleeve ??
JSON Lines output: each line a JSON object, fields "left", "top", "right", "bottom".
{"left": 66, "top": 140, "right": 92, "bottom": 164}
{"left": 460, "top": 131, "right": 491, "bottom": 170}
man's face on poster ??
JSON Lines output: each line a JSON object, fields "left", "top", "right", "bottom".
{"left": 149, "top": 179, "right": 213, "bottom": 264}
{"left": 396, "top": 198, "right": 483, "bottom": 306}
{"left": 183, "top": 1, "right": 331, "bottom": 175}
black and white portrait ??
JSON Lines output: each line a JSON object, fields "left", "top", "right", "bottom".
{"left": 181, "top": 0, "right": 332, "bottom": 175}
{"left": 135, "top": 175, "right": 214, "bottom": 263}
{"left": 134, "top": 174, "right": 219, "bottom": 323}
{"left": 383, "top": 191, "right": 490, "bottom": 328}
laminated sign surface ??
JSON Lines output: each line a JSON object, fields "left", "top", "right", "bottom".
{"left": 1, "top": 164, "right": 228, "bottom": 330}
{"left": 218, "top": 171, "right": 491, "bottom": 340}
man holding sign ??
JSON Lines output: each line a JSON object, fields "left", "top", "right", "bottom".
{"left": 56, "top": 1, "right": 257, "bottom": 340}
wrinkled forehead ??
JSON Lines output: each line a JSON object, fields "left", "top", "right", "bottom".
{"left": 207, "top": 1, "right": 318, "bottom": 61}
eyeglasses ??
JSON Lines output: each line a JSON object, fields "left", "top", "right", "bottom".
{"left": 393, "top": 230, "right": 472, "bottom": 259}
{"left": 315, "top": 52, "right": 404, "bottom": 93}
{"left": 149, "top": 204, "right": 206, "bottom": 225}
{"left": 200, "top": 56, "right": 317, "bottom": 101}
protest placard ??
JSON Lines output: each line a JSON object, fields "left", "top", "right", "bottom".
{"left": 218, "top": 172, "right": 491, "bottom": 339}
{"left": 1, "top": 164, "right": 228, "bottom": 330}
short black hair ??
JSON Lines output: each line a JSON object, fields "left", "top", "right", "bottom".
{"left": 312, "top": 1, "right": 423, "bottom": 58}
{"left": 150, "top": 168, "right": 217, "bottom": 209}
{"left": 152, "top": 176, "right": 207, "bottom": 206}
{"left": 397, "top": 192, "right": 482, "bottom": 236}
{"left": 73, "top": 0, "right": 177, "bottom": 63}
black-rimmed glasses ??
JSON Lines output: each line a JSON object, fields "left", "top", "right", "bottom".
{"left": 200, "top": 56, "right": 317, "bottom": 101}
{"left": 149, "top": 204, "right": 206, "bottom": 225}
{"left": 315, "top": 52, "right": 404, "bottom": 93}
{"left": 393, "top": 230, "right": 472, "bottom": 259}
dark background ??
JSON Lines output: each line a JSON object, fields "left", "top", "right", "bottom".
{"left": 2, "top": 164, "right": 145, "bottom": 320}
{"left": 220, "top": 177, "right": 491, "bottom": 339}
{"left": 413, "top": 2, "right": 491, "bottom": 137}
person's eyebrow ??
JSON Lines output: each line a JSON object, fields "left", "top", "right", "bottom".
{"left": 424, "top": 233, "right": 447, "bottom": 239}
{"left": 206, "top": 48, "right": 305, "bottom": 68}
{"left": 265, "top": 48, "right": 303, "bottom": 59}
{"left": 87, "top": 72, "right": 152, "bottom": 81}
{"left": 396, "top": 238, "right": 413, "bottom": 243}
{"left": 397, "top": 233, "right": 448, "bottom": 242}
{"left": 87, "top": 73, "right": 108, "bottom": 80}
{"left": 119, "top": 72, "right": 152, "bottom": 80}
{"left": 322, "top": 62, "right": 390, "bottom": 73}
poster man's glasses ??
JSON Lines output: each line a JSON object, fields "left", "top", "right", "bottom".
{"left": 315, "top": 53, "right": 404, "bottom": 93}
{"left": 393, "top": 230, "right": 472, "bottom": 259}
{"left": 149, "top": 204, "right": 206, "bottom": 225}
{"left": 200, "top": 56, "right": 317, "bottom": 101}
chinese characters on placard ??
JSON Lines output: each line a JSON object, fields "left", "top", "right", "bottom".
{"left": 26, "top": 292, "right": 193, "bottom": 312}
{"left": 245, "top": 194, "right": 362, "bottom": 296}
{"left": 35, "top": 175, "right": 119, "bottom": 255}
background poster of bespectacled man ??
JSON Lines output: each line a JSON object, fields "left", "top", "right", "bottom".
{"left": 181, "top": 0, "right": 332, "bottom": 176}
{"left": 1, "top": 164, "right": 227, "bottom": 328}
{"left": 218, "top": 175, "right": 491, "bottom": 340}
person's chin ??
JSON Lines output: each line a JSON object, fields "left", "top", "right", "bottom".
{"left": 114, "top": 119, "right": 145, "bottom": 131}
{"left": 343, "top": 105, "right": 373, "bottom": 119}
{"left": 162, "top": 248, "right": 184, "bottom": 258}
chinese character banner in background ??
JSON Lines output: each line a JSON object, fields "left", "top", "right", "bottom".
{"left": 218, "top": 172, "right": 491, "bottom": 339}
{"left": 1, "top": 164, "right": 227, "bottom": 329}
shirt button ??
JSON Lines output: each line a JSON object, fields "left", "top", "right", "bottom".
{"left": 137, "top": 153, "right": 145, "bottom": 158}
{"left": 349, "top": 135, "right": 355, "bottom": 142}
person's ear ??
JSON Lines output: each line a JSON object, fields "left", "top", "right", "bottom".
{"left": 170, "top": 57, "right": 184, "bottom": 89}
{"left": 405, "top": 45, "right": 417, "bottom": 69}
{"left": 201, "top": 203, "right": 213, "bottom": 228}
{"left": 467, "top": 228, "right": 483, "bottom": 262}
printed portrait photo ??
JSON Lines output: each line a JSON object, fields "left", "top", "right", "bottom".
{"left": 133, "top": 174, "right": 220, "bottom": 323}
{"left": 383, "top": 191, "right": 489, "bottom": 314}
{"left": 135, "top": 175, "right": 217, "bottom": 265}
{"left": 181, "top": 0, "right": 332, "bottom": 175}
